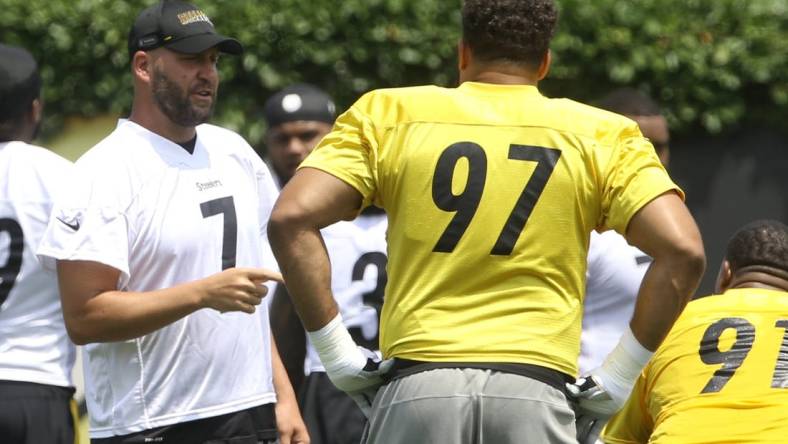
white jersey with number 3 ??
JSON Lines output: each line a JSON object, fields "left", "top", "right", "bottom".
{"left": 305, "top": 213, "right": 388, "bottom": 374}
{"left": 579, "top": 230, "right": 651, "bottom": 374}
{"left": 37, "top": 120, "right": 280, "bottom": 438}
{"left": 0, "top": 141, "right": 75, "bottom": 388}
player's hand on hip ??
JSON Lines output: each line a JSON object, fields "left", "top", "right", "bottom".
{"left": 568, "top": 327, "right": 653, "bottom": 443}
{"left": 339, "top": 347, "right": 393, "bottom": 417}
{"left": 324, "top": 345, "right": 394, "bottom": 393}
{"left": 566, "top": 372, "right": 622, "bottom": 444}
{"left": 198, "top": 267, "right": 284, "bottom": 314}
{"left": 308, "top": 313, "right": 394, "bottom": 410}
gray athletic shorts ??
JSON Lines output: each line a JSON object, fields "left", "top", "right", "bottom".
{"left": 362, "top": 368, "right": 575, "bottom": 444}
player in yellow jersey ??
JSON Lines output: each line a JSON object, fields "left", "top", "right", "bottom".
{"left": 268, "top": 1, "right": 706, "bottom": 443}
{"left": 603, "top": 219, "right": 788, "bottom": 444}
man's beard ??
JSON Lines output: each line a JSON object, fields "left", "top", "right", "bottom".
{"left": 151, "top": 66, "right": 215, "bottom": 127}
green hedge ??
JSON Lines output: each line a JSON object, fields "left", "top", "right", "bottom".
{"left": 548, "top": 0, "right": 787, "bottom": 134}
{"left": 1, "top": 0, "right": 785, "bottom": 144}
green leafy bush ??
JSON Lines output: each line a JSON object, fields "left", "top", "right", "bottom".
{"left": 547, "top": 0, "right": 788, "bottom": 134}
{"left": 1, "top": 0, "right": 785, "bottom": 143}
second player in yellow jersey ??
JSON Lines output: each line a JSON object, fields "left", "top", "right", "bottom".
{"left": 605, "top": 220, "right": 788, "bottom": 444}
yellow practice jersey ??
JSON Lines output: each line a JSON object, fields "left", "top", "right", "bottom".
{"left": 604, "top": 288, "right": 788, "bottom": 443}
{"left": 300, "top": 82, "right": 678, "bottom": 376}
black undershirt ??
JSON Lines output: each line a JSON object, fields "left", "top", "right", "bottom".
{"left": 177, "top": 135, "right": 197, "bottom": 154}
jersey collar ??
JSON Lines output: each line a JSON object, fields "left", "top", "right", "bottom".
{"left": 458, "top": 82, "right": 542, "bottom": 97}
{"left": 119, "top": 119, "right": 208, "bottom": 165}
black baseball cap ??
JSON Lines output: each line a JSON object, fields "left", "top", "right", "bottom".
{"left": 263, "top": 84, "right": 337, "bottom": 128}
{"left": 127, "top": 1, "right": 243, "bottom": 60}
{"left": 0, "top": 44, "right": 41, "bottom": 121}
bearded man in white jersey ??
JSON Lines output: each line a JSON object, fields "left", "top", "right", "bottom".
{"left": 0, "top": 43, "right": 76, "bottom": 444}
{"left": 37, "top": 2, "right": 308, "bottom": 443}
{"left": 263, "top": 85, "right": 389, "bottom": 444}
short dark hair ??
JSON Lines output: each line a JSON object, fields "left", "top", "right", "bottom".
{"left": 597, "top": 88, "right": 661, "bottom": 117}
{"left": 0, "top": 44, "right": 41, "bottom": 140}
{"left": 462, "top": 0, "right": 558, "bottom": 68}
{"left": 726, "top": 219, "right": 788, "bottom": 274}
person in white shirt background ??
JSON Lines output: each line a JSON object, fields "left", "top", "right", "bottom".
{"left": 36, "top": 2, "right": 308, "bottom": 443}
{"left": 0, "top": 42, "right": 77, "bottom": 444}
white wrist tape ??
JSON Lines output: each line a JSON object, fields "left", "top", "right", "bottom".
{"left": 596, "top": 327, "right": 653, "bottom": 405}
{"left": 307, "top": 313, "right": 365, "bottom": 374}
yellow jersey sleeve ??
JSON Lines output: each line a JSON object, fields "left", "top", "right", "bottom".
{"left": 599, "top": 122, "right": 683, "bottom": 235}
{"left": 300, "top": 96, "right": 380, "bottom": 211}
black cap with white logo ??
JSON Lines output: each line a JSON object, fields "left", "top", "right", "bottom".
{"left": 127, "top": 1, "right": 243, "bottom": 60}
{"left": 263, "top": 84, "right": 337, "bottom": 129}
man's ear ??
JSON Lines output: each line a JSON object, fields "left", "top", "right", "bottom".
{"left": 132, "top": 51, "right": 153, "bottom": 84}
{"left": 714, "top": 259, "right": 733, "bottom": 294}
{"left": 536, "top": 49, "right": 551, "bottom": 81}
{"left": 458, "top": 39, "right": 471, "bottom": 71}
{"left": 457, "top": 39, "right": 475, "bottom": 84}
{"left": 30, "top": 98, "right": 43, "bottom": 127}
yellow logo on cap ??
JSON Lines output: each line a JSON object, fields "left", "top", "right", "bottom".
{"left": 177, "top": 10, "right": 213, "bottom": 26}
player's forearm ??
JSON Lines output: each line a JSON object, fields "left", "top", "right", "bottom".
{"left": 624, "top": 192, "right": 706, "bottom": 351}
{"left": 268, "top": 219, "right": 338, "bottom": 332}
{"left": 269, "top": 167, "right": 364, "bottom": 331}
{"left": 629, "top": 253, "right": 705, "bottom": 350}
{"left": 64, "top": 282, "right": 204, "bottom": 345}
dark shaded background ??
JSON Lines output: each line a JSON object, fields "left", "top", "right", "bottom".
{"left": 671, "top": 128, "right": 787, "bottom": 296}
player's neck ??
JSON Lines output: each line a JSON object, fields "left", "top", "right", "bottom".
{"left": 728, "top": 269, "right": 788, "bottom": 293}
{"left": 0, "top": 119, "right": 35, "bottom": 144}
{"left": 129, "top": 102, "right": 197, "bottom": 145}
{"left": 0, "top": 132, "right": 31, "bottom": 144}
{"left": 462, "top": 64, "right": 540, "bottom": 86}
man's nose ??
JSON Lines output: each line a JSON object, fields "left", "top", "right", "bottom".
{"left": 285, "top": 137, "right": 308, "bottom": 154}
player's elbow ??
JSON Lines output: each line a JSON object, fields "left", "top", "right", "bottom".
{"left": 669, "top": 236, "right": 706, "bottom": 277}
{"left": 268, "top": 200, "right": 312, "bottom": 249}
{"left": 62, "top": 306, "right": 108, "bottom": 345}
{"left": 64, "top": 318, "right": 94, "bottom": 346}
{"left": 657, "top": 236, "right": 706, "bottom": 302}
{"left": 67, "top": 333, "right": 90, "bottom": 346}
{"left": 65, "top": 314, "right": 123, "bottom": 345}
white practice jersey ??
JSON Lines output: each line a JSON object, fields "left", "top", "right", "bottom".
{"left": 305, "top": 212, "right": 388, "bottom": 374}
{"left": 38, "top": 120, "right": 279, "bottom": 438}
{"left": 579, "top": 230, "right": 651, "bottom": 374}
{"left": 0, "top": 141, "right": 75, "bottom": 388}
